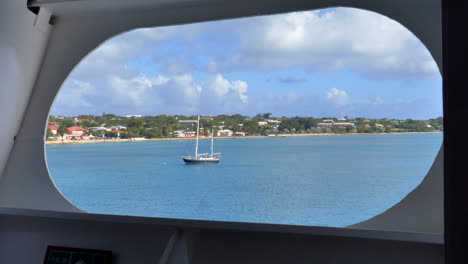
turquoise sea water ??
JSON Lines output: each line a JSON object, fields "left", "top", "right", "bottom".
{"left": 46, "top": 133, "right": 442, "bottom": 227}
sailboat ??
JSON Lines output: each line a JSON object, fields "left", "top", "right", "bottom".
{"left": 181, "top": 115, "right": 221, "bottom": 164}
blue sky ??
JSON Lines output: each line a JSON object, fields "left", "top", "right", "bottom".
{"left": 51, "top": 7, "right": 442, "bottom": 119}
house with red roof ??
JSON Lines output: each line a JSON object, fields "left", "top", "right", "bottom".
{"left": 74, "top": 118, "right": 94, "bottom": 123}
{"left": 67, "top": 126, "right": 87, "bottom": 134}
{"left": 111, "top": 130, "right": 128, "bottom": 138}
{"left": 63, "top": 126, "right": 88, "bottom": 139}
{"left": 79, "top": 134, "right": 95, "bottom": 140}
{"left": 47, "top": 125, "right": 58, "bottom": 135}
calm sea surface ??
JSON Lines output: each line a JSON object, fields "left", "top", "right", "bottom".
{"left": 46, "top": 133, "right": 442, "bottom": 227}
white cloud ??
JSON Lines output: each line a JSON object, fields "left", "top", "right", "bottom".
{"left": 88, "top": 70, "right": 251, "bottom": 115}
{"left": 74, "top": 23, "right": 201, "bottom": 80}
{"left": 51, "top": 7, "right": 441, "bottom": 118}
{"left": 169, "top": 74, "right": 203, "bottom": 104}
{"left": 233, "top": 8, "right": 440, "bottom": 79}
{"left": 104, "top": 73, "right": 202, "bottom": 112}
{"left": 93, "top": 42, "right": 126, "bottom": 60}
{"left": 55, "top": 80, "right": 95, "bottom": 108}
{"left": 108, "top": 74, "right": 157, "bottom": 106}
{"left": 153, "top": 75, "right": 170, "bottom": 85}
{"left": 326, "top": 88, "right": 349, "bottom": 105}
{"left": 207, "top": 74, "right": 248, "bottom": 103}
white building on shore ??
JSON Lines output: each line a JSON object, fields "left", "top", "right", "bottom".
{"left": 318, "top": 122, "right": 333, "bottom": 128}
{"left": 110, "top": 125, "right": 127, "bottom": 130}
{"left": 89, "top": 127, "right": 110, "bottom": 132}
{"left": 217, "top": 129, "right": 233, "bottom": 137}
{"left": 266, "top": 119, "right": 281, "bottom": 124}
{"left": 173, "top": 130, "right": 196, "bottom": 138}
{"left": 334, "top": 122, "right": 355, "bottom": 127}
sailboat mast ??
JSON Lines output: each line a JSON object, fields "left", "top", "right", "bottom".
{"left": 195, "top": 115, "right": 200, "bottom": 157}
{"left": 211, "top": 129, "right": 214, "bottom": 157}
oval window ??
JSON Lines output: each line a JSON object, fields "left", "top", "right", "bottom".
{"left": 45, "top": 7, "right": 442, "bottom": 227}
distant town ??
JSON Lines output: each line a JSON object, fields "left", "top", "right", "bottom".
{"left": 46, "top": 113, "right": 443, "bottom": 141}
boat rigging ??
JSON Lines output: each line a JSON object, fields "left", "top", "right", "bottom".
{"left": 181, "top": 115, "right": 221, "bottom": 164}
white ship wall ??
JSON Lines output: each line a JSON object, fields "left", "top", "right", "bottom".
{"left": 0, "top": 0, "right": 445, "bottom": 263}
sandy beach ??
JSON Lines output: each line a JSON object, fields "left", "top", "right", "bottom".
{"left": 45, "top": 131, "right": 442, "bottom": 145}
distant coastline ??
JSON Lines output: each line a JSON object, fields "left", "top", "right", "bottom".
{"left": 45, "top": 131, "right": 442, "bottom": 145}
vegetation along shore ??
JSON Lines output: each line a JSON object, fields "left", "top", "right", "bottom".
{"left": 46, "top": 113, "right": 443, "bottom": 145}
